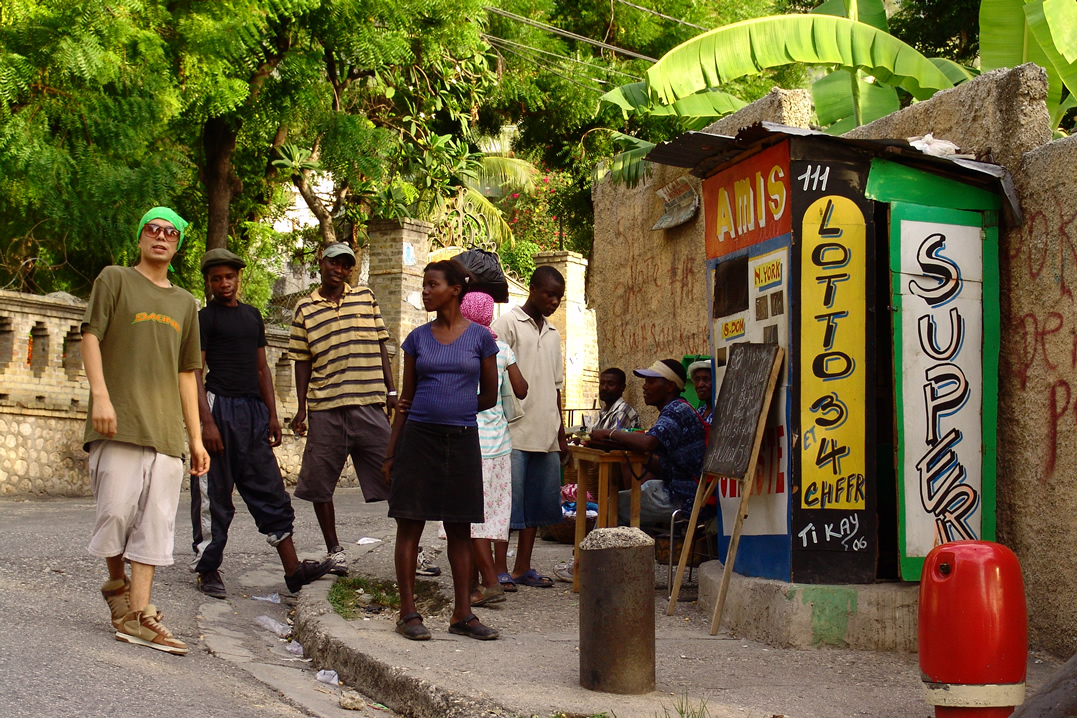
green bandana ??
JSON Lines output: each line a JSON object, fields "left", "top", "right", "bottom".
{"left": 137, "top": 207, "right": 189, "bottom": 272}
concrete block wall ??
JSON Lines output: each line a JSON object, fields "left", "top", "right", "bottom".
{"left": 533, "top": 252, "right": 600, "bottom": 416}
{"left": 995, "top": 135, "right": 1077, "bottom": 659}
{"left": 590, "top": 88, "right": 812, "bottom": 426}
{"left": 844, "top": 63, "right": 1051, "bottom": 175}
{"left": 366, "top": 218, "right": 431, "bottom": 389}
{"left": 591, "top": 65, "right": 1077, "bottom": 657}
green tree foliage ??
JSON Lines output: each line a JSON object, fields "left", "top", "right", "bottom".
{"left": 0, "top": 0, "right": 504, "bottom": 298}
{"left": 268, "top": 0, "right": 508, "bottom": 250}
{"left": 480, "top": 0, "right": 797, "bottom": 266}
{"left": 890, "top": 0, "right": 980, "bottom": 65}
{"left": 0, "top": 1, "right": 186, "bottom": 294}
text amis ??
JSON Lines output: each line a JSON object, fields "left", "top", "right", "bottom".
{"left": 714, "top": 166, "right": 788, "bottom": 243}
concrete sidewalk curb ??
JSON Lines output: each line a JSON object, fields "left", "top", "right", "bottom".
{"left": 696, "top": 560, "right": 920, "bottom": 651}
{"left": 294, "top": 580, "right": 512, "bottom": 718}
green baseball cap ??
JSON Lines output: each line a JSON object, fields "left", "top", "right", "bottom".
{"left": 322, "top": 243, "right": 356, "bottom": 263}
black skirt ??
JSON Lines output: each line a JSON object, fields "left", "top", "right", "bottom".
{"left": 388, "top": 420, "right": 485, "bottom": 523}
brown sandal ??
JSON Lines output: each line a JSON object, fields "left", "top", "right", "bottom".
{"left": 396, "top": 612, "right": 431, "bottom": 641}
{"left": 471, "top": 584, "right": 506, "bottom": 607}
{"left": 448, "top": 613, "right": 499, "bottom": 640}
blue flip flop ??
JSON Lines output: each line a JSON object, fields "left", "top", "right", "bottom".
{"left": 498, "top": 572, "right": 518, "bottom": 592}
{"left": 515, "top": 568, "right": 554, "bottom": 588}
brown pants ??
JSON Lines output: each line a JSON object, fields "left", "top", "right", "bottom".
{"left": 295, "top": 404, "right": 391, "bottom": 503}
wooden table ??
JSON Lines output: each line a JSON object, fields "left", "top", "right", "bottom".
{"left": 567, "top": 444, "right": 651, "bottom": 592}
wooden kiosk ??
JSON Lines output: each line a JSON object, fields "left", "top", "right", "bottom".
{"left": 648, "top": 123, "right": 1013, "bottom": 585}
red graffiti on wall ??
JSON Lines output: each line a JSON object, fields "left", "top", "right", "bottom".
{"left": 599, "top": 240, "right": 708, "bottom": 361}
{"left": 1001, "top": 197, "right": 1077, "bottom": 481}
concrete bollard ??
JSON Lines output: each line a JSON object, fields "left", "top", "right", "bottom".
{"left": 578, "top": 527, "right": 655, "bottom": 694}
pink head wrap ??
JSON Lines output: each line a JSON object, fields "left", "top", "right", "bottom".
{"left": 461, "top": 291, "right": 496, "bottom": 338}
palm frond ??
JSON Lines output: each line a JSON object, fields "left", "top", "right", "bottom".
{"left": 465, "top": 155, "right": 536, "bottom": 195}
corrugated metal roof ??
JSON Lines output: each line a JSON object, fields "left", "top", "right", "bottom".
{"left": 645, "top": 122, "right": 1021, "bottom": 225}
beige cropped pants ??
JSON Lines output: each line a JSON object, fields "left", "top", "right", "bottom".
{"left": 87, "top": 440, "right": 183, "bottom": 566}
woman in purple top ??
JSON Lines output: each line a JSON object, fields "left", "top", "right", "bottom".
{"left": 383, "top": 260, "right": 499, "bottom": 641}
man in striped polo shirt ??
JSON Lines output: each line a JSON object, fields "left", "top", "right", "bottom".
{"left": 289, "top": 243, "right": 396, "bottom": 574}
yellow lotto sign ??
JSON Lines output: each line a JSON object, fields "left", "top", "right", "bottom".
{"left": 799, "top": 196, "right": 867, "bottom": 510}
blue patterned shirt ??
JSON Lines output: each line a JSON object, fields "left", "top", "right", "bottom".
{"left": 648, "top": 398, "right": 706, "bottom": 502}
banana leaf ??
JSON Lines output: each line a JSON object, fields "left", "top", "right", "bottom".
{"left": 645, "top": 14, "right": 952, "bottom": 107}
{"left": 1038, "top": 0, "right": 1077, "bottom": 64}
{"left": 599, "top": 81, "right": 746, "bottom": 120}
{"left": 601, "top": 132, "right": 657, "bottom": 188}
{"left": 930, "top": 57, "right": 979, "bottom": 85}
{"left": 980, "top": 0, "right": 1063, "bottom": 113}
{"left": 812, "top": 69, "right": 899, "bottom": 129}
{"left": 1050, "top": 92, "right": 1077, "bottom": 131}
{"left": 1026, "top": 0, "right": 1077, "bottom": 101}
{"left": 811, "top": 0, "right": 889, "bottom": 33}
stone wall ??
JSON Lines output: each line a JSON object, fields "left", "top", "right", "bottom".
{"left": 590, "top": 88, "right": 812, "bottom": 425}
{"left": 0, "top": 291, "right": 91, "bottom": 495}
{"left": 0, "top": 292, "right": 365, "bottom": 497}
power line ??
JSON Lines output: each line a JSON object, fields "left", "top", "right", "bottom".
{"left": 613, "top": 0, "right": 709, "bottom": 31}
{"left": 486, "top": 40, "right": 611, "bottom": 92}
{"left": 483, "top": 6, "right": 658, "bottom": 63}
{"left": 482, "top": 34, "right": 643, "bottom": 80}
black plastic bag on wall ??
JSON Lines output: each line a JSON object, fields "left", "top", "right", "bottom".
{"left": 455, "top": 248, "right": 510, "bottom": 302}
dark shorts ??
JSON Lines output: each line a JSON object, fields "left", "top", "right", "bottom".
{"left": 295, "top": 404, "right": 391, "bottom": 504}
{"left": 388, "top": 420, "right": 484, "bottom": 523}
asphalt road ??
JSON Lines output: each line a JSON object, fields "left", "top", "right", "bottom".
{"left": 0, "top": 489, "right": 396, "bottom": 718}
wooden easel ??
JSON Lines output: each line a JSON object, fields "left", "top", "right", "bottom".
{"left": 665, "top": 345, "right": 783, "bottom": 636}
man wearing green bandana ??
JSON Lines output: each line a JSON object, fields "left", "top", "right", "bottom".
{"left": 81, "top": 206, "right": 209, "bottom": 655}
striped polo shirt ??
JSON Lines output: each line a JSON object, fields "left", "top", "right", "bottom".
{"left": 289, "top": 284, "right": 390, "bottom": 410}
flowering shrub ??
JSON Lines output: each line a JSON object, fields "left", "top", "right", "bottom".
{"left": 496, "top": 167, "right": 586, "bottom": 279}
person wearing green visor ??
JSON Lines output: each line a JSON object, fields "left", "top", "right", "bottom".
{"left": 81, "top": 207, "right": 210, "bottom": 655}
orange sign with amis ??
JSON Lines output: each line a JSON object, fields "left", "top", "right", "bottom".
{"left": 702, "top": 141, "right": 792, "bottom": 259}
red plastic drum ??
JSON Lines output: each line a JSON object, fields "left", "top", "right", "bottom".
{"left": 919, "top": 540, "right": 1028, "bottom": 717}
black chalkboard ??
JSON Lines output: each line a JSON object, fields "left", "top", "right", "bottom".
{"left": 703, "top": 342, "right": 783, "bottom": 478}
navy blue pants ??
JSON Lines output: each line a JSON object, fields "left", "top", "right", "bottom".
{"left": 190, "top": 394, "right": 295, "bottom": 574}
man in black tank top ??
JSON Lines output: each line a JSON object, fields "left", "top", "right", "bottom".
{"left": 190, "top": 249, "right": 335, "bottom": 598}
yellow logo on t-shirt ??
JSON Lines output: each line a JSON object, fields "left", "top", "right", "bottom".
{"left": 132, "top": 312, "right": 181, "bottom": 333}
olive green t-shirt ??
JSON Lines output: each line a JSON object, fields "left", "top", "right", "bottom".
{"left": 82, "top": 266, "right": 202, "bottom": 457}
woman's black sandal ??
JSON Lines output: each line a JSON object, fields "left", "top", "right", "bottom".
{"left": 396, "top": 612, "right": 431, "bottom": 641}
{"left": 448, "top": 613, "right": 499, "bottom": 640}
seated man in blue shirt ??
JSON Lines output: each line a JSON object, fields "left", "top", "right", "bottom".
{"left": 588, "top": 359, "right": 707, "bottom": 528}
